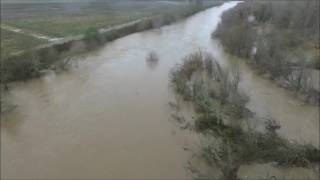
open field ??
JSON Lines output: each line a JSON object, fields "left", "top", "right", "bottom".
{"left": 2, "top": 0, "right": 190, "bottom": 37}
{"left": 1, "top": 0, "right": 217, "bottom": 57}
{"left": 1, "top": 28, "right": 48, "bottom": 58}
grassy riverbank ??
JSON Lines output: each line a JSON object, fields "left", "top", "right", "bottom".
{"left": 1, "top": 0, "right": 219, "bottom": 58}
{"left": 213, "top": 1, "right": 320, "bottom": 105}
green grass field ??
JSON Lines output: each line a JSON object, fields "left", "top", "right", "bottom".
{"left": 1, "top": 28, "right": 48, "bottom": 58}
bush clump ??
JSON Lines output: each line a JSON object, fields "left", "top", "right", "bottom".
{"left": 170, "top": 51, "right": 249, "bottom": 118}
{"left": 200, "top": 124, "right": 320, "bottom": 180}
{"left": 84, "top": 27, "right": 103, "bottom": 48}
{"left": 2, "top": 51, "right": 41, "bottom": 82}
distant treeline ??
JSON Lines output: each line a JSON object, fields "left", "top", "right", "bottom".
{"left": 214, "top": 0, "right": 320, "bottom": 105}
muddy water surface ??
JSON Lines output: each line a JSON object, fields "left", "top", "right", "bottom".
{"left": 240, "top": 63, "right": 319, "bottom": 146}
{"left": 1, "top": 2, "right": 319, "bottom": 179}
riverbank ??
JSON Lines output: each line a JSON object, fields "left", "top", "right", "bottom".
{"left": 213, "top": 1, "right": 320, "bottom": 105}
{"left": 1, "top": 1, "right": 221, "bottom": 85}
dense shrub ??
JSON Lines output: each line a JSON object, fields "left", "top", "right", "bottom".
{"left": 83, "top": 27, "right": 103, "bottom": 48}
{"left": 2, "top": 51, "right": 41, "bottom": 82}
{"left": 213, "top": 2, "right": 256, "bottom": 59}
{"left": 201, "top": 124, "right": 320, "bottom": 179}
{"left": 170, "top": 51, "right": 249, "bottom": 116}
{"left": 37, "top": 47, "right": 60, "bottom": 68}
{"left": 170, "top": 51, "right": 205, "bottom": 100}
{"left": 84, "top": 27, "right": 100, "bottom": 41}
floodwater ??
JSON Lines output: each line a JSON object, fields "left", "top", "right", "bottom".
{"left": 240, "top": 64, "right": 319, "bottom": 146}
{"left": 238, "top": 163, "right": 319, "bottom": 179}
{"left": 1, "top": 1, "right": 319, "bottom": 179}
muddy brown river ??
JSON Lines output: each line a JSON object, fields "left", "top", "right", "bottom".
{"left": 1, "top": 2, "right": 319, "bottom": 179}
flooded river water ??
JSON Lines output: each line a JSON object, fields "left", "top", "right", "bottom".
{"left": 1, "top": 2, "right": 319, "bottom": 179}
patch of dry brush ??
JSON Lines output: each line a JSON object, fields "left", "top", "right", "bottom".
{"left": 169, "top": 51, "right": 320, "bottom": 180}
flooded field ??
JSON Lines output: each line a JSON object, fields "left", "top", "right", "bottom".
{"left": 1, "top": 2, "right": 319, "bottom": 179}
